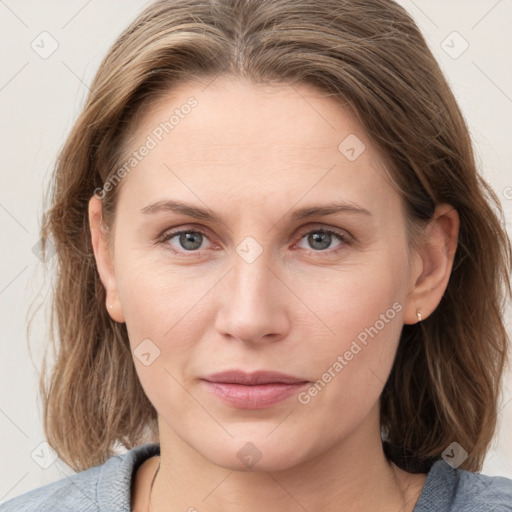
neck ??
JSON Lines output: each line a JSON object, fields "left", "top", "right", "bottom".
{"left": 147, "top": 413, "right": 426, "bottom": 512}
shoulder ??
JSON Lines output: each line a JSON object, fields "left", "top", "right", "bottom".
{"left": 453, "top": 467, "right": 512, "bottom": 511}
{"left": 0, "top": 463, "right": 103, "bottom": 512}
{"left": 0, "top": 443, "right": 160, "bottom": 512}
{"left": 414, "top": 460, "right": 512, "bottom": 511}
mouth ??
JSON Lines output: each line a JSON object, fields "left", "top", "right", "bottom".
{"left": 200, "top": 370, "right": 310, "bottom": 409}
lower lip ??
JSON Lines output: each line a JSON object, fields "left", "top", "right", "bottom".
{"left": 201, "top": 380, "right": 309, "bottom": 409}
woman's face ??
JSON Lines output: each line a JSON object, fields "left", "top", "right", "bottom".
{"left": 94, "top": 77, "right": 424, "bottom": 471}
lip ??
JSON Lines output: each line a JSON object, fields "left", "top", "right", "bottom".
{"left": 201, "top": 370, "right": 310, "bottom": 409}
{"left": 203, "top": 370, "right": 308, "bottom": 385}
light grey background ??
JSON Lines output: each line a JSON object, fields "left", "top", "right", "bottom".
{"left": 1, "top": 0, "right": 511, "bottom": 502}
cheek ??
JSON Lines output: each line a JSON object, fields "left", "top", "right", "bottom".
{"left": 115, "top": 248, "right": 207, "bottom": 329}
{"left": 294, "top": 250, "right": 407, "bottom": 349}
{"left": 294, "top": 248, "right": 408, "bottom": 417}
{"left": 114, "top": 251, "right": 216, "bottom": 381}
{"left": 115, "top": 258, "right": 213, "bottom": 414}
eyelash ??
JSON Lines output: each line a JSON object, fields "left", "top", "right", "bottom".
{"left": 157, "top": 225, "right": 352, "bottom": 257}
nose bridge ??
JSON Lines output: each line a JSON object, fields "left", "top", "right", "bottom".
{"left": 227, "top": 206, "right": 292, "bottom": 298}
{"left": 214, "top": 231, "right": 288, "bottom": 343}
{"left": 231, "top": 235, "right": 275, "bottom": 307}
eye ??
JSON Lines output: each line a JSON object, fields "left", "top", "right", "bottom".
{"left": 158, "top": 228, "right": 213, "bottom": 255}
{"left": 157, "top": 226, "right": 352, "bottom": 256}
{"left": 295, "top": 228, "right": 351, "bottom": 254}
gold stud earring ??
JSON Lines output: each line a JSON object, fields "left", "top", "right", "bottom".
{"left": 417, "top": 310, "right": 422, "bottom": 323}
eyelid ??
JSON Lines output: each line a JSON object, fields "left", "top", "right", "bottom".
{"left": 294, "top": 223, "right": 353, "bottom": 242}
{"left": 156, "top": 225, "right": 213, "bottom": 248}
{"left": 292, "top": 225, "right": 353, "bottom": 256}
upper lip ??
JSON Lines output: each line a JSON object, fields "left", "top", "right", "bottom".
{"left": 202, "top": 370, "right": 309, "bottom": 385}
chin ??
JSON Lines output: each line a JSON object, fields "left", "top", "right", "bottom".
{"left": 194, "top": 430, "right": 314, "bottom": 473}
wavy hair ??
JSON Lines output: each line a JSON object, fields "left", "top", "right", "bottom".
{"left": 34, "top": 0, "right": 511, "bottom": 472}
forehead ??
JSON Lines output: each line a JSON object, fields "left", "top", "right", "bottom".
{"left": 117, "top": 77, "right": 400, "bottom": 221}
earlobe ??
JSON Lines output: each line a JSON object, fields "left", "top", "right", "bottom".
{"left": 403, "top": 204, "right": 459, "bottom": 325}
{"left": 88, "top": 196, "right": 125, "bottom": 323}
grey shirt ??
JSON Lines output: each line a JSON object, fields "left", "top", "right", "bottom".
{"left": 1, "top": 442, "right": 511, "bottom": 511}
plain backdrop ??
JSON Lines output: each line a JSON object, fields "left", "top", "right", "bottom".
{"left": 1, "top": 0, "right": 511, "bottom": 503}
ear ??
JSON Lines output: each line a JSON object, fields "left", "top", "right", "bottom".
{"left": 403, "top": 204, "right": 460, "bottom": 325}
{"left": 88, "top": 196, "right": 125, "bottom": 323}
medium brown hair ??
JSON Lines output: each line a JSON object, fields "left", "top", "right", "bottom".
{"left": 35, "top": 0, "right": 511, "bottom": 473}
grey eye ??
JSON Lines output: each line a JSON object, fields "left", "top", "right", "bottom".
{"left": 176, "top": 231, "right": 204, "bottom": 251}
{"left": 307, "top": 231, "right": 333, "bottom": 250}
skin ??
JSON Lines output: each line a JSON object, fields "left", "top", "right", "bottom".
{"left": 89, "top": 77, "right": 459, "bottom": 512}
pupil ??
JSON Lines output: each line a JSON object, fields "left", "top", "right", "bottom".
{"left": 309, "top": 232, "right": 330, "bottom": 250}
{"left": 181, "top": 232, "right": 202, "bottom": 250}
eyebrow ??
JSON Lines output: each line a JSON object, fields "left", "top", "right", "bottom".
{"left": 140, "top": 200, "right": 371, "bottom": 223}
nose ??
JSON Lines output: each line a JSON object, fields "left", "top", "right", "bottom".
{"left": 214, "top": 250, "right": 291, "bottom": 344}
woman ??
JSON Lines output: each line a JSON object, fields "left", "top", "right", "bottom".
{"left": 2, "top": 0, "right": 511, "bottom": 511}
